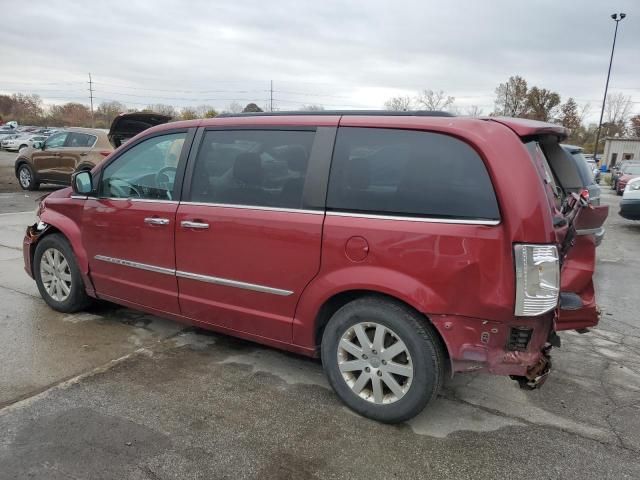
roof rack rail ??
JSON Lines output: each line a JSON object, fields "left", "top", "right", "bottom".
{"left": 217, "top": 110, "right": 454, "bottom": 118}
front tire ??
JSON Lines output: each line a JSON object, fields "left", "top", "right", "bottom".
{"left": 17, "top": 163, "right": 39, "bottom": 191}
{"left": 34, "top": 234, "right": 90, "bottom": 313}
{"left": 321, "top": 297, "right": 445, "bottom": 423}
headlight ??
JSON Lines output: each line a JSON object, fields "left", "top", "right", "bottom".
{"left": 630, "top": 183, "right": 640, "bottom": 191}
{"left": 514, "top": 244, "right": 560, "bottom": 316}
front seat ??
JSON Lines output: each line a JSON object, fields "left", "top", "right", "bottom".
{"left": 223, "top": 152, "right": 265, "bottom": 205}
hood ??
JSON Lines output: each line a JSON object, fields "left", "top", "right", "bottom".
{"left": 108, "top": 112, "right": 172, "bottom": 148}
{"left": 619, "top": 174, "right": 640, "bottom": 183}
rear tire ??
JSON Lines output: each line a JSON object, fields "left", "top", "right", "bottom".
{"left": 33, "top": 233, "right": 91, "bottom": 313}
{"left": 321, "top": 297, "right": 445, "bottom": 423}
{"left": 17, "top": 163, "right": 39, "bottom": 191}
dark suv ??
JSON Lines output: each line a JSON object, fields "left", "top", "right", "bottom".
{"left": 23, "top": 112, "right": 608, "bottom": 423}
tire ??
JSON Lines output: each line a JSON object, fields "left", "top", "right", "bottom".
{"left": 321, "top": 297, "right": 445, "bottom": 423}
{"left": 17, "top": 163, "right": 39, "bottom": 191}
{"left": 33, "top": 233, "right": 91, "bottom": 313}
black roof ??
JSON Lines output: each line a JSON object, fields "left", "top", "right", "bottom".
{"left": 218, "top": 110, "right": 454, "bottom": 118}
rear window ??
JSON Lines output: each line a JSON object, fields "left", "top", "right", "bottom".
{"left": 326, "top": 127, "right": 500, "bottom": 221}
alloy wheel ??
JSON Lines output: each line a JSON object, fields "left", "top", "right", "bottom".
{"left": 40, "top": 248, "right": 72, "bottom": 302}
{"left": 337, "top": 322, "right": 414, "bottom": 404}
{"left": 19, "top": 167, "right": 31, "bottom": 188}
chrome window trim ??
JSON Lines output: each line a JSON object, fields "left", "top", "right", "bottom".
{"left": 93, "top": 197, "right": 179, "bottom": 204}
{"left": 180, "top": 201, "right": 324, "bottom": 215}
{"left": 70, "top": 195, "right": 88, "bottom": 200}
{"left": 326, "top": 211, "right": 500, "bottom": 226}
{"left": 94, "top": 255, "right": 175, "bottom": 276}
{"left": 176, "top": 270, "right": 293, "bottom": 296}
{"left": 93, "top": 255, "right": 293, "bottom": 296}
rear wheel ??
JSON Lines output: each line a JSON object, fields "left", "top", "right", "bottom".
{"left": 321, "top": 297, "right": 444, "bottom": 423}
{"left": 17, "top": 163, "right": 39, "bottom": 191}
{"left": 34, "top": 234, "right": 90, "bottom": 313}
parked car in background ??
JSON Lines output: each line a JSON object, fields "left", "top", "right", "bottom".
{"left": 585, "top": 158, "right": 601, "bottom": 184}
{"left": 14, "top": 128, "right": 113, "bottom": 190}
{"left": 0, "top": 126, "right": 18, "bottom": 141}
{"left": 616, "top": 164, "right": 640, "bottom": 195}
{"left": 561, "top": 144, "right": 604, "bottom": 244}
{"left": 1, "top": 134, "right": 47, "bottom": 152}
{"left": 611, "top": 160, "right": 640, "bottom": 191}
{"left": 13, "top": 113, "right": 171, "bottom": 191}
{"left": 619, "top": 177, "right": 640, "bottom": 220}
{"left": 23, "top": 112, "right": 608, "bottom": 423}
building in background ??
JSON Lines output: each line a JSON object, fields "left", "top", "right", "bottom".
{"left": 602, "top": 137, "right": 640, "bottom": 169}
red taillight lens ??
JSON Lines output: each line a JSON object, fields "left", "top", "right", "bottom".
{"left": 580, "top": 188, "right": 590, "bottom": 202}
{"left": 99, "top": 151, "right": 111, "bottom": 157}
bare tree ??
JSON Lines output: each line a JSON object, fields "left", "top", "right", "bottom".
{"left": 578, "top": 102, "right": 591, "bottom": 125}
{"left": 384, "top": 96, "right": 413, "bottom": 111}
{"left": 630, "top": 115, "right": 640, "bottom": 138}
{"left": 180, "top": 107, "right": 198, "bottom": 120}
{"left": 605, "top": 93, "right": 633, "bottom": 125}
{"left": 493, "top": 76, "right": 528, "bottom": 117}
{"left": 145, "top": 104, "right": 177, "bottom": 117}
{"left": 225, "top": 101, "right": 243, "bottom": 114}
{"left": 465, "top": 105, "right": 484, "bottom": 117}
{"left": 415, "top": 90, "right": 455, "bottom": 111}
{"left": 298, "top": 104, "right": 325, "bottom": 111}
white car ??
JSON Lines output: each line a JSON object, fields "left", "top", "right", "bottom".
{"left": 1, "top": 134, "right": 47, "bottom": 152}
{"left": 619, "top": 177, "right": 640, "bottom": 220}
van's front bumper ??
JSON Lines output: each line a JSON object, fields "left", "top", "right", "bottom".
{"left": 23, "top": 222, "right": 49, "bottom": 278}
{"left": 431, "top": 314, "right": 554, "bottom": 385}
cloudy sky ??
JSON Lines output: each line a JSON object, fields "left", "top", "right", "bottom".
{"left": 1, "top": 0, "right": 638, "bottom": 121}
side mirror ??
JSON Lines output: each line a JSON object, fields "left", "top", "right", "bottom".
{"left": 32, "top": 141, "right": 43, "bottom": 149}
{"left": 72, "top": 170, "right": 93, "bottom": 194}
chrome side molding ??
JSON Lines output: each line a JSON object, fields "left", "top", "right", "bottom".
{"left": 93, "top": 255, "right": 293, "bottom": 296}
{"left": 175, "top": 270, "right": 293, "bottom": 296}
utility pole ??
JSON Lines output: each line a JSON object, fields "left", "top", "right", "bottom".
{"left": 270, "top": 80, "right": 273, "bottom": 112}
{"left": 593, "top": 13, "right": 626, "bottom": 165}
{"left": 88, "top": 73, "right": 95, "bottom": 128}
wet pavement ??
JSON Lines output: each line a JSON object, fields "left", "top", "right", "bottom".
{"left": 0, "top": 187, "right": 639, "bottom": 479}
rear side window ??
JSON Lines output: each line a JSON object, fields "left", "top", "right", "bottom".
{"left": 189, "top": 130, "right": 315, "bottom": 209}
{"left": 67, "top": 132, "right": 97, "bottom": 148}
{"left": 326, "top": 127, "right": 500, "bottom": 220}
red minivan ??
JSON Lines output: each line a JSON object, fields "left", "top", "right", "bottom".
{"left": 23, "top": 111, "right": 608, "bottom": 423}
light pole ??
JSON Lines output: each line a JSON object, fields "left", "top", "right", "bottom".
{"left": 593, "top": 12, "right": 626, "bottom": 167}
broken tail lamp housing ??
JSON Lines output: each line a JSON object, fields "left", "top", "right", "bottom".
{"left": 514, "top": 244, "right": 560, "bottom": 316}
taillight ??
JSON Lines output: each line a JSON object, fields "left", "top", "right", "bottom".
{"left": 99, "top": 151, "right": 111, "bottom": 157}
{"left": 514, "top": 244, "right": 560, "bottom": 316}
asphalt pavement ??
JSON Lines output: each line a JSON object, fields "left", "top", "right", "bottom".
{"left": 0, "top": 148, "right": 639, "bottom": 479}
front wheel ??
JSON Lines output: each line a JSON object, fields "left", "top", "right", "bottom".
{"left": 33, "top": 234, "right": 91, "bottom": 313}
{"left": 17, "top": 163, "right": 39, "bottom": 191}
{"left": 321, "top": 297, "right": 445, "bottom": 423}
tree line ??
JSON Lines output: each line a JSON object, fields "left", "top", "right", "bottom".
{"left": 384, "top": 76, "right": 639, "bottom": 152}
{"left": 0, "top": 94, "right": 274, "bottom": 129}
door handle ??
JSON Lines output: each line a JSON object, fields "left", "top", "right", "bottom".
{"left": 144, "top": 217, "right": 170, "bottom": 226}
{"left": 80, "top": 152, "right": 88, "bottom": 156}
{"left": 181, "top": 220, "right": 209, "bottom": 230}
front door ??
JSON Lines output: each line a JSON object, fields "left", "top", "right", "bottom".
{"left": 32, "top": 131, "right": 68, "bottom": 182}
{"left": 175, "top": 127, "right": 328, "bottom": 342}
{"left": 82, "top": 131, "right": 190, "bottom": 314}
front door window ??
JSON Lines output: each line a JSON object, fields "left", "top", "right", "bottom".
{"left": 100, "top": 133, "right": 186, "bottom": 200}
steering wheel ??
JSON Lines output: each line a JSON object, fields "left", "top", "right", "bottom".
{"left": 155, "top": 166, "right": 177, "bottom": 199}
{"left": 109, "top": 178, "right": 142, "bottom": 199}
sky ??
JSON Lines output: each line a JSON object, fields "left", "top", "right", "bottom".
{"left": 0, "top": 0, "right": 638, "bottom": 122}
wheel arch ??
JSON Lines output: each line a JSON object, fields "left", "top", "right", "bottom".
{"left": 33, "top": 211, "right": 94, "bottom": 296}
{"left": 310, "top": 289, "right": 450, "bottom": 366}
{"left": 14, "top": 157, "right": 32, "bottom": 177}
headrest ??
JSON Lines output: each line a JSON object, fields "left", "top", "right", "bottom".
{"left": 233, "top": 152, "right": 263, "bottom": 186}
